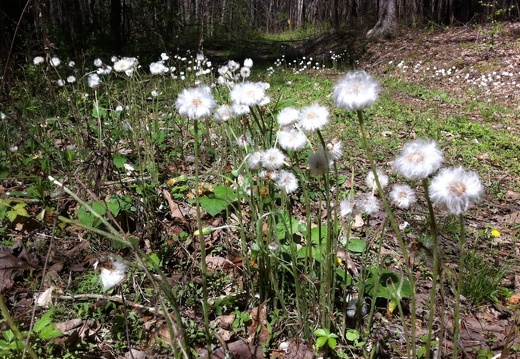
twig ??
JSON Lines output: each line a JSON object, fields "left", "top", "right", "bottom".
{"left": 56, "top": 294, "right": 161, "bottom": 315}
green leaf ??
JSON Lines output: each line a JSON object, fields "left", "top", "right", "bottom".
{"left": 7, "top": 210, "right": 17, "bottom": 222}
{"left": 199, "top": 196, "right": 228, "bottom": 217}
{"left": 347, "top": 238, "right": 366, "bottom": 253}
{"left": 106, "top": 198, "right": 122, "bottom": 217}
{"left": 92, "top": 104, "right": 106, "bottom": 118}
{"left": 328, "top": 337, "right": 337, "bottom": 349}
{"left": 365, "top": 268, "right": 412, "bottom": 300}
{"left": 275, "top": 211, "right": 300, "bottom": 240}
{"left": 213, "top": 185, "right": 237, "bottom": 201}
{"left": 113, "top": 153, "right": 127, "bottom": 169}
{"left": 12, "top": 202, "right": 26, "bottom": 210}
{"left": 315, "top": 336, "right": 328, "bottom": 348}
{"left": 38, "top": 325, "right": 62, "bottom": 340}
{"left": 313, "top": 328, "right": 327, "bottom": 337}
{"left": 346, "top": 329, "right": 360, "bottom": 341}
{"left": 14, "top": 207, "right": 29, "bottom": 217}
{"left": 34, "top": 310, "right": 54, "bottom": 333}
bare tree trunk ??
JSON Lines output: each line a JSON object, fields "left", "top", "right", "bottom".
{"left": 111, "top": 0, "right": 122, "bottom": 52}
{"left": 367, "top": 0, "right": 397, "bottom": 39}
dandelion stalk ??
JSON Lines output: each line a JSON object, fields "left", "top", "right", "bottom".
{"left": 422, "top": 178, "right": 440, "bottom": 359}
{"left": 356, "top": 109, "right": 417, "bottom": 357}
{"left": 193, "top": 120, "right": 212, "bottom": 356}
{"left": 452, "top": 214, "right": 466, "bottom": 359}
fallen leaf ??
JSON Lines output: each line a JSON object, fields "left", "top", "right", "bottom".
{"left": 162, "top": 189, "right": 186, "bottom": 222}
{"left": 211, "top": 339, "right": 265, "bottom": 359}
{"left": 353, "top": 214, "right": 364, "bottom": 228}
{"left": 54, "top": 319, "right": 83, "bottom": 334}
{"left": 125, "top": 349, "right": 148, "bottom": 359}
{"left": 206, "top": 255, "right": 229, "bottom": 271}
{"left": 0, "top": 247, "right": 33, "bottom": 292}
{"left": 247, "top": 301, "right": 270, "bottom": 345}
{"left": 504, "top": 190, "right": 520, "bottom": 201}
{"left": 216, "top": 327, "right": 233, "bottom": 342}
{"left": 36, "top": 286, "right": 56, "bottom": 307}
{"left": 509, "top": 293, "right": 520, "bottom": 305}
{"left": 213, "top": 314, "right": 236, "bottom": 330}
{"left": 284, "top": 339, "right": 314, "bottom": 359}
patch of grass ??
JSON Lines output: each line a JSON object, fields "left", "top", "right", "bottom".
{"left": 460, "top": 251, "right": 508, "bottom": 306}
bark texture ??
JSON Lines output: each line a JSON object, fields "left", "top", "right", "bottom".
{"left": 367, "top": 0, "right": 398, "bottom": 39}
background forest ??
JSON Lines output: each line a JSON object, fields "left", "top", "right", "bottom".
{"left": 1, "top": 0, "right": 520, "bottom": 70}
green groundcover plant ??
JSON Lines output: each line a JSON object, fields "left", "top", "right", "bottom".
{"left": 1, "top": 47, "right": 508, "bottom": 359}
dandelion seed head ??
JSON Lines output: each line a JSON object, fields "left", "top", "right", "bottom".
{"left": 326, "top": 141, "right": 343, "bottom": 161}
{"left": 50, "top": 56, "right": 61, "bottom": 67}
{"left": 298, "top": 104, "right": 329, "bottom": 133}
{"left": 394, "top": 139, "right": 444, "bottom": 180}
{"left": 366, "top": 169, "right": 389, "bottom": 191}
{"left": 308, "top": 151, "right": 329, "bottom": 175}
{"left": 244, "top": 58, "right": 253, "bottom": 68}
{"left": 240, "top": 66, "right": 251, "bottom": 78}
{"left": 277, "top": 129, "right": 307, "bottom": 152}
{"left": 429, "top": 166, "right": 483, "bottom": 214}
{"left": 359, "top": 193, "right": 381, "bottom": 215}
{"left": 113, "top": 57, "right": 138, "bottom": 72}
{"left": 340, "top": 198, "right": 360, "bottom": 219}
{"left": 390, "top": 184, "right": 417, "bottom": 209}
{"left": 150, "top": 61, "right": 169, "bottom": 75}
{"left": 333, "top": 70, "right": 380, "bottom": 110}
{"left": 277, "top": 107, "right": 300, "bottom": 127}
{"left": 87, "top": 73, "right": 101, "bottom": 88}
{"left": 261, "top": 148, "right": 285, "bottom": 170}
{"left": 175, "top": 86, "right": 216, "bottom": 120}
{"left": 99, "top": 259, "right": 127, "bottom": 290}
{"left": 230, "top": 82, "right": 266, "bottom": 107}
{"left": 247, "top": 151, "right": 263, "bottom": 169}
{"left": 33, "top": 56, "right": 45, "bottom": 66}
{"left": 276, "top": 170, "right": 298, "bottom": 194}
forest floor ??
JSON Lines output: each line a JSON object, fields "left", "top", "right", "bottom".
{"left": 356, "top": 22, "right": 520, "bottom": 357}
{"left": 1, "top": 22, "right": 520, "bottom": 359}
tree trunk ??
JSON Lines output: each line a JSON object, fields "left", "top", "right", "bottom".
{"left": 367, "top": 0, "right": 398, "bottom": 39}
{"left": 111, "top": 0, "right": 122, "bottom": 52}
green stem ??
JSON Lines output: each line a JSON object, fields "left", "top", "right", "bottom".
{"left": 423, "top": 178, "right": 440, "bottom": 359}
{"left": 452, "top": 214, "right": 466, "bottom": 359}
{"left": 356, "top": 110, "right": 416, "bottom": 357}
{"left": 316, "top": 130, "right": 335, "bottom": 330}
{"left": 0, "top": 294, "right": 39, "bottom": 359}
{"left": 193, "top": 120, "right": 212, "bottom": 357}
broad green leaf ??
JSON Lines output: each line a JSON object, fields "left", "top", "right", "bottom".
{"left": 313, "top": 328, "right": 327, "bottom": 337}
{"left": 106, "top": 198, "right": 122, "bottom": 216}
{"left": 38, "top": 325, "right": 62, "bottom": 340}
{"left": 275, "top": 211, "right": 300, "bottom": 240}
{"left": 92, "top": 104, "right": 106, "bottom": 118}
{"left": 34, "top": 310, "right": 54, "bottom": 333}
{"left": 365, "top": 268, "right": 412, "bottom": 299}
{"left": 199, "top": 196, "right": 228, "bottom": 217}
{"left": 91, "top": 201, "right": 107, "bottom": 216}
{"left": 113, "top": 153, "right": 127, "bottom": 169}
{"left": 346, "top": 329, "right": 360, "bottom": 341}
{"left": 328, "top": 337, "right": 337, "bottom": 349}
{"left": 347, "top": 238, "right": 366, "bottom": 253}
{"left": 12, "top": 202, "right": 26, "bottom": 210}
{"left": 14, "top": 207, "right": 29, "bottom": 217}
{"left": 213, "top": 185, "right": 237, "bottom": 201}
{"left": 315, "top": 336, "right": 328, "bottom": 348}
{"left": 7, "top": 211, "right": 17, "bottom": 222}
